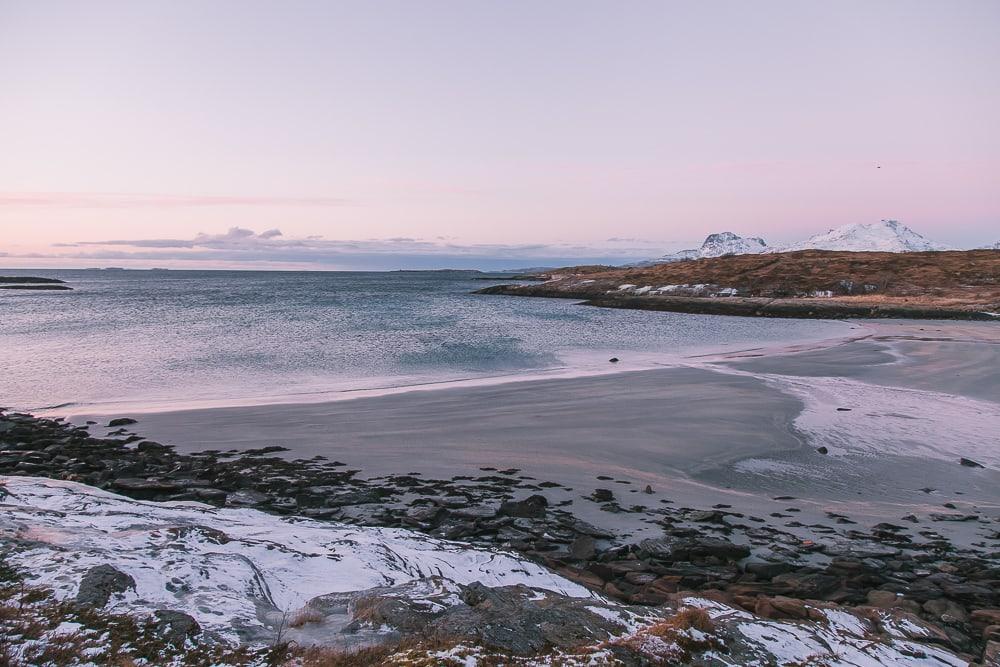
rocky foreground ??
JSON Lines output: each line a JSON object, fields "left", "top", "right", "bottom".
{"left": 1, "top": 410, "right": 999, "bottom": 665}
{"left": 477, "top": 250, "right": 1000, "bottom": 320}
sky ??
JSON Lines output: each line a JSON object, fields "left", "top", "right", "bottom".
{"left": 1, "top": 0, "right": 998, "bottom": 270}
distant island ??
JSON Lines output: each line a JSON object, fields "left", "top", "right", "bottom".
{"left": 0, "top": 276, "right": 72, "bottom": 290}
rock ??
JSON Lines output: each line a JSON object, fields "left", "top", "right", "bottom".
{"left": 770, "top": 572, "right": 841, "bottom": 598}
{"left": 923, "top": 598, "right": 968, "bottom": 624}
{"left": 642, "top": 484, "right": 653, "bottom": 494}
{"left": 427, "top": 582, "right": 637, "bottom": 655}
{"left": 226, "top": 490, "right": 270, "bottom": 507}
{"left": 983, "top": 641, "right": 1000, "bottom": 666}
{"left": 608, "top": 357, "right": 619, "bottom": 363}
{"left": 110, "top": 478, "right": 182, "bottom": 499}
{"left": 959, "top": 458, "right": 985, "bottom": 468}
{"left": 867, "top": 590, "right": 901, "bottom": 608}
{"left": 153, "top": 610, "right": 201, "bottom": 645}
{"left": 76, "top": 565, "right": 135, "bottom": 607}
{"left": 816, "top": 446, "right": 829, "bottom": 455}
{"left": 591, "top": 488, "right": 614, "bottom": 502}
{"left": 498, "top": 494, "right": 547, "bottom": 519}
{"left": 640, "top": 536, "right": 750, "bottom": 562}
{"left": 756, "top": 595, "right": 809, "bottom": 619}
{"left": 569, "top": 535, "right": 596, "bottom": 561}
{"left": 107, "top": 418, "right": 137, "bottom": 427}
{"left": 972, "top": 610, "right": 1000, "bottom": 627}
{"left": 745, "top": 561, "right": 795, "bottom": 579}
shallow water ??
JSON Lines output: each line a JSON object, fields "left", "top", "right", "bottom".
{"left": 0, "top": 268, "right": 850, "bottom": 412}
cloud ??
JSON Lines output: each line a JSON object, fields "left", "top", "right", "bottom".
{"left": 0, "top": 192, "right": 349, "bottom": 208}
{"left": 30, "top": 228, "right": 667, "bottom": 271}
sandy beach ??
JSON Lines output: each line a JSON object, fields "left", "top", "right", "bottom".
{"left": 71, "top": 319, "right": 999, "bottom": 550}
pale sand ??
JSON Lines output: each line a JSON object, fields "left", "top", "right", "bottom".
{"left": 75, "top": 320, "right": 1000, "bottom": 546}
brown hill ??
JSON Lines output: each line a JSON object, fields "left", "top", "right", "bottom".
{"left": 477, "top": 250, "right": 1000, "bottom": 320}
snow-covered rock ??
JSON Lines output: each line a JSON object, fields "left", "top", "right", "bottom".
{"left": 0, "top": 476, "right": 589, "bottom": 646}
{"left": 656, "top": 232, "right": 769, "bottom": 263}
{"left": 0, "top": 477, "right": 972, "bottom": 664}
{"left": 775, "top": 220, "right": 949, "bottom": 253}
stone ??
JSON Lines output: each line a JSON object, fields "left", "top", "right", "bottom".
{"left": 923, "top": 598, "right": 968, "bottom": 623}
{"left": 959, "top": 458, "right": 985, "bottom": 468}
{"left": 107, "top": 418, "right": 138, "bottom": 427}
{"left": 867, "top": 590, "right": 901, "bottom": 608}
{"left": 568, "top": 535, "right": 596, "bottom": 561}
{"left": 640, "top": 536, "right": 750, "bottom": 562}
{"left": 153, "top": 610, "right": 201, "bottom": 645}
{"left": 591, "top": 488, "right": 614, "bottom": 502}
{"left": 972, "top": 610, "right": 1000, "bottom": 627}
{"left": 76, "top": 565, "right": 136, "bottom": 607}
{"left": 110, "top": 478, "right": 182, "bottom": 499}
{"left": 498, "top": 495, "right": 548, "bottom": 519}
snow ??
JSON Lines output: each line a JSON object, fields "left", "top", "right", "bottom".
{"left": 775, "top": 220, "right": 949, "bottom": 253}
{"left": 0, "top": 476, "right": 591, "bottom": 645}
{"left": 685, "top": 597, "right": 966, "bottom": 667}
{"left": 759, "top": 373, "right": 1000, "bottom": 467}
{"left": 0, "top": 478, "right": 972, "bottom": 665}
{"left": 657, "top": 232, "right": 769, "bottom": 263}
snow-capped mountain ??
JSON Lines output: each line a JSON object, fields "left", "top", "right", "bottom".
{"left": 981, "top": 240, "right": 1000, "bottom": 250}
{"left": 656, "top": 232, "right": 768, "bottom": 263}
{"left": 775, "top": 220, "right": 949, "bottom": 253}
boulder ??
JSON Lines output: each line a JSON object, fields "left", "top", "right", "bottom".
{"left": 153, "top": 610, "right": 201, "bottom": 645}
{"left": 640, "top": 536, "right": 750, "bottom": 562}
{"left": 498, "top": 494, "right": 547, "bottom": 519}
{"left": 76, "top": 565, "right": 135, "bottom": 607}
{"left": 107, "top": 418, "right": 138, "bottom": 427}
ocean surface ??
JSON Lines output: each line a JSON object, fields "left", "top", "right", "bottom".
{"left": 0, "top": 269, "right": 853, "bottom": 413}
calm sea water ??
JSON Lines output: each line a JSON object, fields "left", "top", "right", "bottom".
{"left": 0, "top": 269, "right": 852, "bottom": 413}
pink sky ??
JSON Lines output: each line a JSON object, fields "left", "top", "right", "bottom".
{"left": 1, "top": 1, "right": 997, "bottom": 269}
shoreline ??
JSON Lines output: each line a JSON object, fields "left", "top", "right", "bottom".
{"left": 2, "top": 319, "right": 999, "bottom": 662}
{"left": 477, "top": 284, "right": 1000, "bottom": 320}
{"left": 58, "top": 319, "right": 1000, "bottom": 538}
{"left": 49, "top": 318, "right": 862, "bottom": 418}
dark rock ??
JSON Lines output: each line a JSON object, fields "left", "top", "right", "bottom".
{"left": 153, "top": 610, "right": 201, "bottom": 645}
{"left": 640, "top": 536, "right": 750, "bottom": 562}
{"left": 569, "top": 535, "right": 596, "bottom": 561}
{"left": 111, "top": 478, "right": 182, "bottom": 499}
{"left": 426, "top": 582, "right": 638, "bottom": 655}
{"left": 76, "top": 565, "right": 136, "bottom": 607}
{"left": 498, "top": 494, "right": 548, "bottom": 519}
{"left": 816, "top": 446, "right": 829, "bottom": 455}
{"left": 107, "top": 418, "right": 138, "bottom": 427}
{"left": 959, "top": 458, "right": 985, "bottom": 468}
{"left": 608, "top": 357, "right": 619, "bottom": 363}
{"left": 591, "top": 488, "right": 614, "bottom": 502}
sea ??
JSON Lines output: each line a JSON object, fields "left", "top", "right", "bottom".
{"left": 0, "top": 269, "right": 853, "bottom": 414}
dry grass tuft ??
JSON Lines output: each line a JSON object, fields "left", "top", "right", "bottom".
{"left": 288, "top": 606, "right": 326, "bottom": 628}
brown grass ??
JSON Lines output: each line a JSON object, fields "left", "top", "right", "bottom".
{"left": 520, "top": 249, "right": 1000, "bottom": 306}
{"left": 288, "top": 606, "right": 326, "bottom": 628}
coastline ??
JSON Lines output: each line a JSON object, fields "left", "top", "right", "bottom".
{"left": 47, "top": 317, "right": 859, "bottom": 417}
{"left": 477, "top": 284, "right": 1000, "bottom": 321}
{"left": 3, "top": 318, "right": 999, "bottom": 662}
{"left": 63, "top": 319, "right": 1000, "bottom": 538}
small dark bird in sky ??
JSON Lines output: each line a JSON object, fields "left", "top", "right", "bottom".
{"left": 876, "top": 164, "right": 881, "bottom": 169}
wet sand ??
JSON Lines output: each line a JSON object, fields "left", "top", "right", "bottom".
{"left": 75, "top": 320, "right": 1000, "bottom": 548}
{"left": 105, "top": 366, "right": 806, "bottom": 485}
